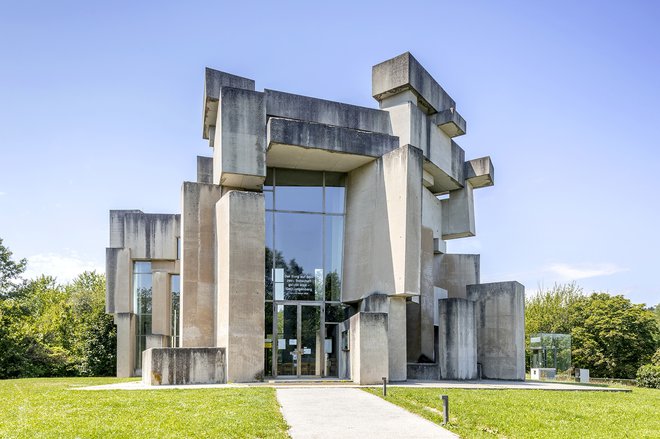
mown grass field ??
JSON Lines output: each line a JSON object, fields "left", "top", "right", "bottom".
{"left": 365, "top": 385, "right": 660, "bottom": 438}
{"left": 0, "top": 378, "right": 288, "bottom": 438}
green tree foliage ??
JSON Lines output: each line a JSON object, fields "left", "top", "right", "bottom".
{"left": 0, "top": 239, "right": 116, "bottom": 378}
{"left": 526, "top": 283, "right": 659, "bottom": 379}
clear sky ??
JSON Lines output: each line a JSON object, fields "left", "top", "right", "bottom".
{"left": 1, "top": 1, "right": 658, "bottom": 306}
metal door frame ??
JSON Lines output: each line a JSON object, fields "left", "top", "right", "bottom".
{"left": 273, "top": 301, "right": 325, "bottom": 378}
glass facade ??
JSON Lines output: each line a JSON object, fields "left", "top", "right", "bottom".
{"left": 171, "top": 274, "right": 180, "bottom": 347}
{"left": 133, "top": 261, "right": 152, "bottom": 372}
{"left": 264, "top": 168, "right": 347, "bottom": 377}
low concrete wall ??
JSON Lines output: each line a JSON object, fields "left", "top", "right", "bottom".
{"left": 437, "top": 298, "right": 477, "bottom": 379}
{"left": 142, "top": 347, "right": 226, "bottom": 385}
{"left": 349, "top": 312, "right": 389, "bottom": 384}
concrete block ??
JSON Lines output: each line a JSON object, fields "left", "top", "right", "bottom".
{"left": 146, "top": 334, "right": 169, "bottom": 349}
{"left": 435, "top": 254, "right": 480, "bottom": 299}
{"left": 203, "top": 68, "right": 255, "bottom": 140}
{"left": 359, "top": 293, "right": 389, "bottom": 313}
{"left": 467, "top": 281, "right": 525, "bottom": 380}
{"left": 265, "top": 89, "right": 392, "bottom": 134}
{"left": 142, "top": 347, "right": 226, "bottom": 385}
{"left": 464, "top": 156, "right": 495, "bottom": 189}
{"left": 213, "top": 87, "right": 266, "bottom": 190}
{"left": 419, "top": 227, "right": 435, "bottom": 361}
{"left": 267, "top": 118, "right": 399, "bottom": 170}
{"left": 216, "top": 190, "right": 265, "bottom": 382}
{"left": 115, "top": 313, "right": 136, "bottom": 377}
{"left": 437, "top": 298, "right": 477, "bottom": 379}
{"left": 388, "top": 296, "right": 407, "bottom": 381}
{"left": 421, "top": 188, "right": 443, "bottom": 244}
{"left": 151, "top": 271, "right": 171, "bottom": 336}
{"left": 349, "top": 312, "right": 389, "bottom": 384}
{"left": 180, "top": 182, "right": 223, "bottom": 347}
{"left": 383, "top": 102, "right": 428, "bottom": 153}
{"left": 406, "top": 300, "right": 421, "bottom": 362}
{"left": 372, "top": 52, "right": 455, "bottom": 114}
{"left": 441, "top": 181, "right": 475, "bottom": 239}
{"left": 431, "top": 109, "right": 466, "bottom": 137}
{"left": 197, "top": 156, "right": 213, "bottom": 184}
{"left": 108, "top": 210, "right": 180, "bottom": 260}
{"left": 105, "top": 247, "right": 131, "bottom": 314}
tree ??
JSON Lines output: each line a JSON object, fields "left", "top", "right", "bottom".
{"left": 0, "top": 238, "right": 26, "bottom": 297}
{"left": 525, "top": 282, "right": 585, "bottom": 336}
{"left": 571, "top": 293, "right": 659, "bottom": 378}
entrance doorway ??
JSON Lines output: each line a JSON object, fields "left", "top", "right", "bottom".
{"left": 275, "top": 303, "right": 322, "bottom": 377}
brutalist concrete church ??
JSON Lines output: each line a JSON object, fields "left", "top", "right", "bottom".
{"left": 105, "top": 52, "right": 525, "bottom": 385}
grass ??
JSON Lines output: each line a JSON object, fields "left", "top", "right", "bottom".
{"left": 365, "top": 386, "right": 660, "bottom": 438}
{"left": 0, "top": 377, "right": 289, "bottom": 438}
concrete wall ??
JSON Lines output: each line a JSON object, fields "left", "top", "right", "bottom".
{"left": 349, "top": 312, "right": 389, "bottom": 384}
{"left": 213, "top": 87, "right": 266, "bottom": 190}
{"left": 437, "top": 298, "right": 477, "bottom": 379}
{"left": 105, "top": 247, "right": 131, "bottom": 314}
{"left": 108, "top": 211, "right": 180, "bottom": 260}
{"left": 216, "top": 190, "right": 265, "bottom": 382}
{"left": 467, "top": 281, "right": 525, "bottom": 380}
{"left": 197, "top": 156, "right": 213, "bottom": 184}
{"left": 142, "top": 347, "right": 226, "bottom": 385}
{"left": 343, "top": 145, "right": 423, "bottom": 301}
{"left": 388, "top": 297, "right": 407, "bottom": 381}
{"left": 180, "top": 182, "right": 223, "bottom": 347}
{"left": 435, "top": 254, "right": 480, "bottom": 299}
{"left": 419, "top": 227, "right": 435, "bottom": 361}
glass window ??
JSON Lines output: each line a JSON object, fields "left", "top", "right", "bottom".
{"left": 325, "top": 216, "right": 343, "bottom": 301}
{"left": 324, "top": 172, "right": 346, "bottom": 214}
{"left": 133, "top": 261, "right": 152, "bottom": 372}
{"left": 274, "top": 212, "right": 323, "bottom": 301}
{"left": 171, "top": 274, "right": 180, "bottom": 347}
{"left": 274, "top": 169, "right": 323, "bottom": 212}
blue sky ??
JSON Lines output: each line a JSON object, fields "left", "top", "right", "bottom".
{"left": 0, "top": 1, "right": 658, "bottom": 306}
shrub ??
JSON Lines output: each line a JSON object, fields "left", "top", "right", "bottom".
{"left": 636, "top": 364, "right": 660, "bottom": 389}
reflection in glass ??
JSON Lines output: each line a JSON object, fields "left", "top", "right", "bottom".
{"left": 325, "top": 216, "right": 343, "bottom": 301}
{"left": 275, "top": 169, "right": 323, "bottom": 212}
{"left": 171, "top": 274, "right": 180, "bottom": 347}
{"left": 325, "top": 324, "right": 339, "bottom": 377}
{"left": 133, "top": 261, "right": 152, "bottom": 372}
{"left": 300, "top": 306, "right": 321, "bottom": 376}
{"left": 264, "top": 302, "right": 273, "bottom": 376}
{"left": 276, "top": 305, "right": 297, "bottom": 376}
{"left": 325, "top": 187, "right": 345, "bottom": 214}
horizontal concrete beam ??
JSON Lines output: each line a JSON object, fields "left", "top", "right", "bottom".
{"left": 423, "top": 139, "right": 465, "bottom": 194}
{"left": 464, "top": 156, "right": 495, "bottom": 189}
{"left": 372, "top": 52, "right": 456, "bottom": 115}
{"left": 265, "top": 89, "right": 392, "bottom": 134}
{"left": 203, "top": 68, "right": 255, "bottom": 140}
{"left": 431, "top": 109, "right": 466, "bottom": 138}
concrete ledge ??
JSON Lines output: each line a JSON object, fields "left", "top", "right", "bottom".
{"left": 372, "top": 52, "right": 455, "bottom": 114}
{"left": 265, "top": 89, "right": 392, "bottom": 134}
{"left": 142, "top": 347, "right": 226, "bottom": 385}
{"left": 203, "top": 68, "right": 255, "bottom": 140}
{"left": 464, "top": 157, "right": 494, "bottom": 189}
{"left": 431, "top": 109, "right": 466, "bottom": 137}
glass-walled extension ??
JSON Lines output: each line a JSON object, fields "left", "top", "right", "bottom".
{"left": 264, "top": 168, "right": 347, "bottom": 378}
{"left": 530, "top": 333, "right": 572, "bottom": 371}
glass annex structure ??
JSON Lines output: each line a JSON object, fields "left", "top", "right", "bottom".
{"left": 530, "top": 333, "right": 572, "bottom": 372}
{"left": 105, "top": 52, "right": 526, "bottom": 385}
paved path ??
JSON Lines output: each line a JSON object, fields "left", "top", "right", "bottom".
{"left": 276, "top": 387, "right": 457, "bottom": 439}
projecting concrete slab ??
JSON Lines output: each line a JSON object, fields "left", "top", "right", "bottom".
{"left": 277, "top": 387, "right": 458, "bottom": 438}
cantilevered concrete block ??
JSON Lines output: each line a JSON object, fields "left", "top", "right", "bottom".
{"left": 151, "top": 271, "right": 171, "bottom": 336}
{"left": 373, "top": 52, "right": 455, "bottom": 114}
{"left": 265, "top": 89, "right": 392, "bottom": 134}
{"left": 180, "top": 182, "right": 223, "bottom": 347}
{"left": 421, "top": 188, "right": 447, "bottom": 254}
{"left": 435, "top": 254, "right": 480, "bottom": 299}
{"left": 437, "top": 298, "right": 477, "bottom": 379}
{"left": 105, "top": 247, "right": 131, "bottom": 314}
{"left": 143, "top": 347, "right": 226, "bottom": 385}
{"left": 109, "top": 211, "right": 180, "bottom": 260}
{"left": 349, "top": 312, "right": 389, "bottom": 384}
{"left": 216, "top": 190, "right": 265, "bottom": 382}
{"left": 203, "top": 68, "right": 255, "bottom": 140}
{"left": 266, "top": 117, "right": 399, "bottom": 172}
{"left": 441, "top": 181, "right": 475, "bottom": 239}
{"left": 467, "top": 281, "right": 525, "bottom": 380}
{"left": 197, "top": 156, "right": 213, "bottom": 184}
{"left": 431, "top": 108, "right": 466, "bottom": 138}
{"left": 213, "top": 87, "right": 266, "bottom": 189}
{"left": 464, "top": 156, "right": 495, "bottom": 189}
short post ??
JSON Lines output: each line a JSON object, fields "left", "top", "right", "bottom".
{"left": 382, "top": 377, "right": 387, "bottom": 396}
{"left": 441, "top": 395, "right": 449, "bottom": 425}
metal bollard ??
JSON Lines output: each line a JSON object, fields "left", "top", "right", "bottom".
{"left": 441, "top": 395, "right": 449, "bottom": 425}
{"left": 382, "top": 377, "right": 387, "bottom": 396}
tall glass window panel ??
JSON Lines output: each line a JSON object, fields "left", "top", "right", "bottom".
{"left": 264, "top": 302, "right": 273, "bottom": 377}
{"left": 275, "top": 212, "right": 323, "bottom": 301}
{"left": 265, "top": 212, "right": 274, "bottom": 300}
{"left": 133, "top": 261, "right": 152, "bottom": 371}
{"left": 275, "top": 169, "right": 323, "bottom": 212}
{"left": 324, "top": 172, "right": 346, "bottom": 214}
{"left": 171, "top": 275, "right": 180, "bottom": 347}
{"left": 324, "top": 216, "right": 343, "bottom": 301}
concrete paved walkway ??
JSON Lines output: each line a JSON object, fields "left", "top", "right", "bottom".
{"left": 276, "top": 387, "right": 457, "bottom": 439}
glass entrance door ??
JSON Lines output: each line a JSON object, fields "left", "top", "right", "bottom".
{"left": 276, "top": 303, "right": 321, "bottom": 377}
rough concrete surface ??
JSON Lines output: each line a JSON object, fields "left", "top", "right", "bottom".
{"left": 276, "top": 387, "right": 457, "bottom": 438}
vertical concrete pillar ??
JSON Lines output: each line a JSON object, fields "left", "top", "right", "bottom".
{"left": 180, "top": 182, "right": 223, "bottom": 347}
{"left": 419, "top": 227, "right": 435, "bottom": 360}
{"left": 349, "top": 312, "right": 389, "bottom": 384}
{"left": 216, "top": 190, "right": 265, "bottom": 382}
{"left": 151, "top": 271, "right": 171, "bottom": 337}
{"left": 105, "top": 247, "right": 131, "bottom": 314}
{"left": 467, "top": 281, "right": 525, "bottom": 380}
{"left": 115, "top": 313, "right": 135, "bottom": 377}
{"left": 388, "top": 296, "right": 407, "bottom": 381}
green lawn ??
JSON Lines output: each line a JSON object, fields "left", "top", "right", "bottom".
{"left": 0, "top": 378, "right": 289, "bottom": 438}
{"left": 365, "top": 386, "right": 660, "bottom": 438}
